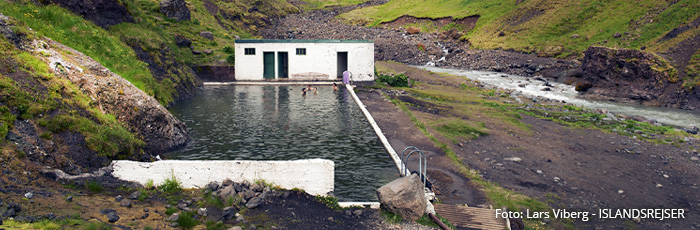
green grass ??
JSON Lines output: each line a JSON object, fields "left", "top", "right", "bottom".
{"left": 416, "top": 214, "right": 455, "bottom": 229}
{"left": 177, "top": 211, "right": 200, "bottom": 230}
{"left": 314, "top": 195, "right": 342, "bottom": 211}
{"left": 85, "top": 180, "right": 104, "bottom": 193}
{"left": 159, "top": 173, "right": 183, "bottom": 194}
{"left": 380, "top": 210, "right": 403, "bottom": 223}
{"left": 434, "top": 120, "right": 488, "bottom": 143}
{"left": 340, "top": 0, "right": 700, "bottom": 58}
{"left": 684, "top": 51, "right": 700, "bottom": 88}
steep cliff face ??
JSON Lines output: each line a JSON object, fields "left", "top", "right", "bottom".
{"left": 577, "top": 46, "right": 699, "bottom": 109}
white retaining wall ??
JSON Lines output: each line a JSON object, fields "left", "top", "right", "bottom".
{"left": 111, "top": 159, "right": 334, "bottom": 196}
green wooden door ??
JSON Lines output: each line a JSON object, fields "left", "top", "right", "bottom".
{"left": 263, "top": 52, "right": 275, "bottom": 79}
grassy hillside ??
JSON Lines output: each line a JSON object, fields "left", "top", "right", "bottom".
{"left": 0, "top": 0, "right": 297, "bottom": 105}
{"left": 0, "top": 19, "right": 144, "bottom": 172}
{"left": 340, "top": 0, "right": 700, "bottom": 58}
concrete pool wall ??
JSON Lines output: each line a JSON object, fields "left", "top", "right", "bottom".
{"left": 111, "top": 159, "right": 334, "bottom": 196}
{"left": 111, "top": 82, "right": 407, "bottom": 202}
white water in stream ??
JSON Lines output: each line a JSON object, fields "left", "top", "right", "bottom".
{"left": 418, "top": 66, "right": 700, "bottom": 128}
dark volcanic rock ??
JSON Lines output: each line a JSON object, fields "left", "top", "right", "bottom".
{"left": 578, "top": 46, "right": 698, "bottom": 109}
{"left": 46, "top": 0, "right": 134, "bottom": 29}
{"left": 160, "top": 0, "right": 191, "bottom": 21}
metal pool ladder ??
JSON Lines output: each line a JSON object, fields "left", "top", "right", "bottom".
{"left": 401, "top": 146, "right": 435, "bottom": 200}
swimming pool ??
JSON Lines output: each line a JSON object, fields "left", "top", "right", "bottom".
{"left": 168, "top": 85, "right": 397, "bottom": 201}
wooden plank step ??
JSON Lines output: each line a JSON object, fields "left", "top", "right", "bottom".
{"left": 433, "top": 203, "right": 508, "bottom": 230}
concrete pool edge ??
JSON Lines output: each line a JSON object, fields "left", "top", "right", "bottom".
{"left": 345, "top": 84, "right": 405, "bottom": 176}
{"left": 111, "top": 159, "right": 334, "bottom": 196}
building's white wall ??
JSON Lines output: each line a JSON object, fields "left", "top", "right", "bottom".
{"left": 235, "top": 42, "right": 374, "bottom": 81}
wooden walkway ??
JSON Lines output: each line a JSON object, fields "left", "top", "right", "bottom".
{"left": 433, "top": 203, "right": 509, "bottom": 230}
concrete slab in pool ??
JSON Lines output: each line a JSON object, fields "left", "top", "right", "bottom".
{"left": 167, "top": 85, "right": 398, "bottom": 201}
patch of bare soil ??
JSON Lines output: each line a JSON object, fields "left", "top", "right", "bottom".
{"left": 381, "top": 15, "right": 479, "bottom": 32}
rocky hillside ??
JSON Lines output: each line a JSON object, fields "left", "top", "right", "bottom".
{"left": 0, "top": 0, "right": 298, "bottom": 105}
{"left": 334, "top": 0, "right": 700, "bottom": 108}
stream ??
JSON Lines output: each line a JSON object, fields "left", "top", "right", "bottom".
{"left": 418, "top": 66, "right": 700, "bottom": 128}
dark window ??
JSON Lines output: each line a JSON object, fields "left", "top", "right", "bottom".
{"left": 296, "top": 48, "right": 306, "bottom": 55}
{"left": 244, "top": 48, "right": 255, "bottom": 55}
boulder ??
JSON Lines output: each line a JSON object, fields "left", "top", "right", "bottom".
{"left": 246, "top": 197, "right": 262, "bottom": 209}
{"left": 199, "top": 31, "right": 214, "bottom": 40}
{"left": 376, "top": 174, "right": 426, "bottom": 221}
{"left": 160, "top": 0, "right": 191, "bottom": 21}
{"left": 406, "top": 26, "right": 421, "bottom": 34}
{"left": 217, "top": 186, "right": 236, "bottom": 201}
{"left": 174, "top": 34, "right": 192, "bottom": 47}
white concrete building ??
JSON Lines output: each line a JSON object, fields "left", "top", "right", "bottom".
{"left": 234, "top": 39, "right": 374, "bottom": 81}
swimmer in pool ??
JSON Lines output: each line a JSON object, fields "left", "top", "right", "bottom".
{"left": 333, "top": 82, "right": 339, "bottom": 91}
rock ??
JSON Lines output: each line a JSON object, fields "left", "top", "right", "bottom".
{"left": 242, "top": 190, "right": 256, "bottom": 200}
{"left": 177, "top": 201, "right": 189, "bottom": 210}
{"left": 3, "top": 208, "right": 15, "bottom": 217}
{"left": 618, "top": 190, "right": 624, "bottom": 194}
{"left": 353, "top": 210, "right": 363, "bottom": 217}
{"left": 235, "top": 214, "right": 247, "bottom": 223}
{"left": 328, "top": 217, "right": 334, "bottom": 221}
{"left": 536, "top": 170, "right": 543, "bottom": 175}
{"left": 691, "top": 156, "right": 699, "bottom": 161}
{"left": 229, "top": 227, "right": 243, "bottom": 230}
{"left": 222, "top": 179, "right": 234, "bottom": 186}
{"left": 129, "top": 191, "right": 140, "bottom": 200}
{"left": 246, "top": 197, "right": 263, "bottom": 209}
{"left": 206, "top": 181, "right": 220, "bottom": 191}
{"left": 120, "top": 199, "right": 132, "bottom": 208}
{"left": 192, "top": 49, "right": 203, "bottom": 55}
{"left": 250, "top": 182, "right": 263, "bottom": 193}
{"left": 66, "top": 196, "right": 73, "bottom": 202}
{"left": 144, "top": 208, "right": 149, "bottom": 212}
{"left": 376, "top": 174, "right": 427, "bottom": 221}
{"left": 218, "top": 186, "right": 236, "bottom": 201}
{"left": 345, "top": 210, "right": 352, "bottom": 216}
{"left": 656, "top": 184, "right": 663, "bottom": 188}
{"left": 553, "top": 177, "right": 560, "bottom": 182}
{"left": 406, "top": 26, "right": 421, "bottom": 34}
{"left": 248, "top": 224, "right": 256, "bottom": 230}
{"left": 141, "top": 213, "right": 149, "bottom": 219}
{"left": 174, "top": 34, "right": 192, "bottom": 47}
{"left": 115, "top": 195, "right": 123, "bottom": 202}
{"left": 571, "top": 34, "right": 580, "bottom": 38}
{"left": 504, "top": 157, "right": 522, "bottom": 162}
{"left": 498, "top": 31, "right": 506, "bottom": 37}
{"left": 24, "top": 192, "right": 33, "bottom": 199}
{"left": 613, "top": 32, "right": 622, "bottom": 38}
{"left": 684, "top": 125, "right": 699, "bottom": 135}
{"left": 606, "top": 113, "right": 619, "bottom": 121}
{"left": 198, "top": 208, "right": 208, "bottom": 217}
{"left": 167, "top": 213, "right": 180, "bottom": 222}
{"left": 200, "top": 31, "right": 214, "bottom": 40}
{"left": 222, "top": 207, "right": 236, "bottom": 220}
{"left": 518, "top": 83, "right": 527, "bottom": 88}
{"left": 203, "top": 49, "right": 213, "bottom": 55}
{"left": 160, "top": 0, "right": 191, "bottom": 21}
{"left": 100, "top": 209, "right": 119, "bottom": 223}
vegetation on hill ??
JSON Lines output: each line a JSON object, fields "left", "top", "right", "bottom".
{"left": 340, "top": 0, "right": 700, "bottom": 59}
{"left": 0, "top": 0, "right": 297, "bottom": 105}
{"left": 0, "top": 18, "right": 144, "bottom": 174}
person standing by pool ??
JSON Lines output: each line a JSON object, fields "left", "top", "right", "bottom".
{"left": 342, "top": 70, "right": 352, "bottom": 85}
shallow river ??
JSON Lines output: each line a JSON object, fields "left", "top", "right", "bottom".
{"left": 419, "top": 66, "right": 700, "bottom": 128}
{"left": 168, "top": 85, "right": 397, "bottom": 201}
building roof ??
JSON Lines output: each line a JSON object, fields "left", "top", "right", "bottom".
{"left": 236, "top": 39, "right": 373, "bottom": 44}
